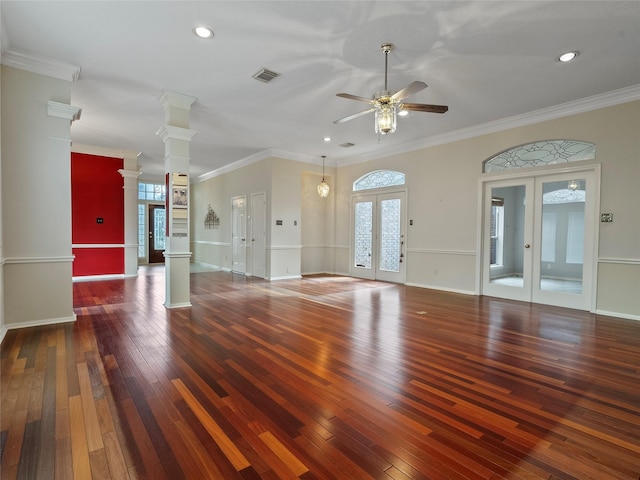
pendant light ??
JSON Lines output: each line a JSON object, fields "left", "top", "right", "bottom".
{"left": 317, "top": 155, "right": 330, "bottom": 198}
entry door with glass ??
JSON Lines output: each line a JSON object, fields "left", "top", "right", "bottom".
{"left": 482, "top": 169, "right": 596, "bottom": 310}
{"left": 148, "top": 204, "right": 166, "bottom": 263}
{"left": 351, "top": 191, "right": 406, "bottom": 283}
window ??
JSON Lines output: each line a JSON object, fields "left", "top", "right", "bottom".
{"left": 490, "top": 197, "right": 504, "bottom": 266}
{"left": 138, "top": 182, "right": 166, "bottom": 201}
{"left": 354, "top": 170, "right": 405, "bottom": 191}
{"left": 483, "top": 140, "right": 595, "bottom": 173}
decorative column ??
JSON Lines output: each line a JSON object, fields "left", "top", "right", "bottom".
{"left": 118, "top": 150, "right": 141, "bottom": 278}
{"left": 156, "top": 91, "right": 198, "bottom": 308}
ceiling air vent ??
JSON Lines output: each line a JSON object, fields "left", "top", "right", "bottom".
{"left": 252, "top": 68, "right": 280, "bottom": 83}
{"left": 339, "top": 142, "right": 355, "bottom": 148}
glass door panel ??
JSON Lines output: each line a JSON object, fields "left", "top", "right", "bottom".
{"left": 354, "top": 200, "right": 373, "bottom": 270}
{"left": 483, "top": 179, "right": 534, "bottom": 302}
{"left": 538, "top": 179, "right": 585, "bottom": 294}
{"left": 532, "top": 172, "right": 594, "bottom": 310}
{"left": 376, "top": 192, "right": 405, "bottom": 283}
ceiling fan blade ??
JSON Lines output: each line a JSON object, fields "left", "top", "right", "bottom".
{"left": 333, "top": 108, "right": 375, "bottom": 124}
{"left": 401, "top": 102, "right": 449, "bottom": 114}
{"left": 336, "top": 93, "right": 373, "bottom": 103}
{"left": 391, "top": 81, "right": 428, "bottom": 101}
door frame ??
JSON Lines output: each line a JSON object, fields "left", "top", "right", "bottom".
{"left": 350, "top": 188, "right": 407, "bottom": 283}
{"left": 250, "top": 191, "right": 267, "bottom": 279}
{"left": 477, "top": 163, "right": 601, "bottom": 312}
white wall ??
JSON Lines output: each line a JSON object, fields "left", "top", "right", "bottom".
{"left": 335, "top": 101, "right": 639, "bottom": 317}
{"left": 1, "top": 65, "right": 76, "bottom": 329}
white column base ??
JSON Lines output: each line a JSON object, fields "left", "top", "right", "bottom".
{"left": 164, "top": 251, "right": 192, "bottom": 308}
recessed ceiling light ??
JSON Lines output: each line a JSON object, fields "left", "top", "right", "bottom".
{"left": 398, "top": 109, "right": 409, "bottom": 117}
{"left": 558, "top": 51, "right": 579, "bottom": 62}
{"left": 323, "top": 137, "right": 332, "bottom": 142}
{"left": 193, "top": 26, "right": 214, "bottom": 39}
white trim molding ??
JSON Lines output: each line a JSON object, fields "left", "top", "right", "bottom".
{"left": 48, "top": 101, "right": 81, "bottom": 122}
{"left": 3, "top": 314, "right": 77, "bottom": 333}
{"left": 4, "top": 256, "right": 75, "bottom": 264}
{"left": 2, "top": 49, "right": 81, "bottom": 82}
{"left": 598, "top": 257, "right": 640, "bottom": 265}
{"left": 408, "top": 248, "right": 476, "bottom": 256}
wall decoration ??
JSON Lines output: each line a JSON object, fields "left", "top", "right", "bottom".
{"left": 204, "top": 204, "right": 220, "bottom": 229}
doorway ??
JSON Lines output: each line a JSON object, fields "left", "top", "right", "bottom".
{"left": 148, "top": 204, "right": 165, "bottom": 264}
{"left": 250, "top": 192, "right": 266, "bottom": 278}
{"left": 351, "top": 190, "right": 406, "bottom": 283}
{"left": 231, "top": 196, "right": 247, "bottom": 274}
{"left": 481, "top": 168, "right": 597, "bottom": 310}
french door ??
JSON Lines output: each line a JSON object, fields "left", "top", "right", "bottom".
{"left": 351, "top": 191, "right": 406, "bottom": 283}
{"left": 481, "top": 168, "right": 597, "bottom": 310}
{"left": 231, "top": 196, "right": 247, "bottom": 274}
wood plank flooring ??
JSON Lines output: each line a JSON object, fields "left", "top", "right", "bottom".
{"left": 1, "top": 267, "right": 639, "bottom": 479}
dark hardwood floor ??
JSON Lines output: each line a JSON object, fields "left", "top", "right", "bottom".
{"left": 1, "top": 266, "right": 639, "bottom": 479}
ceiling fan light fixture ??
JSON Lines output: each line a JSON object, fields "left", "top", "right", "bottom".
{"left": 375, "top": 103, "right": 397, "bottom": 135}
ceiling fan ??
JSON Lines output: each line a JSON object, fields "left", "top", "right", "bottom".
{"left": 334, "top": 43, "right": 448, "bottom": 135}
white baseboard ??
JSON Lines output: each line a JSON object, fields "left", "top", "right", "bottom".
{"left": 595, "top": 309, "right": 640, "bottom": 322}
{"left": 268, "top": 275, "right": 303, "bottom": 281}
{"left": 3, "top": 314, "right": 77, "bottom": 334}
{"left": 405, "top": 282, "right": 477, "bottom": 296}
{"left": 73, "top": 274, "right": 126, "bottom": 282}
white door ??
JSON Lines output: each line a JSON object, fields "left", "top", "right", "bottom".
{"left": 351, "top": 191, "right": 406, "bottom": 283}
{"left": 482, "top": 169, "right": 596, "bottom": 310}
{"left": 231, "top": 196, "right": 247, "bottom": 274}
{"left": 250, "top": 192, "right": 266, "bottom": 278}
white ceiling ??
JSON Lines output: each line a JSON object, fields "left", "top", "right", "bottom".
{"left": 2, "top": 1, "right": 639, "bottom": 180}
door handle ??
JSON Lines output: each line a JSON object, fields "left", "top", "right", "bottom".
{"left": 524, "top": 243, "right": 530, "bottom": 249}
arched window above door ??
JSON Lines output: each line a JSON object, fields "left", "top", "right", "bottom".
{"left": 483, "top": 140, "right": 595, "bottom": 173}
{"left": 353, "top": 170, "right": 405, "bottom": 191}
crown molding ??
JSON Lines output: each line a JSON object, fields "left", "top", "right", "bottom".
{"left": 196, "top": 148, "right": 327, "bottom": 183}
{"left": 71, "top": 143, "right": 141, "bottom": 160}
{"left": 1, "top": 49, "right": 80, "bottom": 82}
{"left": 48, "top": 101, "right": 81, "bottom": 122}
{"left": 342, "top": 84, "right": 640, "bottom": 167}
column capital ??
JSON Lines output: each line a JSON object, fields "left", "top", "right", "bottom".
{"left": 159, "top": 91, "right": 197, "bottom": 110}
{"left": 117, "top": 169, "right": 142, "bottom": 179}
{"left": 156, "top": 125, "right": 198, "bottom": 143}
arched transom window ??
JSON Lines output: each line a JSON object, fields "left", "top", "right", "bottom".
{"left": 483, "top": 140, "right": 595, "bottom": 173}
{"left": 353, "top": 170, "right": 405, "bottom": 191}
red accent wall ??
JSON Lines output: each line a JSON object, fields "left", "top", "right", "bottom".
{"left": 71, "top": 153, "right": 125, "bottom": 276}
